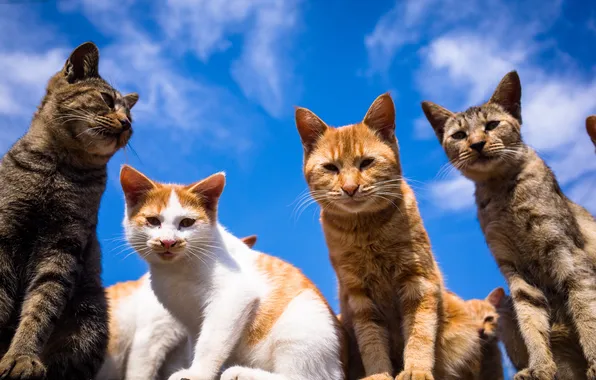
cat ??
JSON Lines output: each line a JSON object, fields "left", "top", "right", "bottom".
{"left": 421, "top": 70, "right": 596, "bottom": 380}
{"left": 587, "top": 115, "right": 596, "bottom": 150}
{"left": 488, "top": 287, "right": 588, "bottom": 380}
{"left": 119, "top": 165, "right": 346, "bottom": 380}
{"left": 98, "top": 235, "right": 258, "bottom": 380}
{"left": 295, "top": 93, "right": 483, "bottom": 380}
{"left": 464, "top": 290, "right": 503, "bottom": 380}
{"left": 0, "top": 41, "right": 137, "bottom": 379}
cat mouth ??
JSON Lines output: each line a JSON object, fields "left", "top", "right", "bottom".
{"left": 157, "top": 251, "right": 177, "bottom": 261}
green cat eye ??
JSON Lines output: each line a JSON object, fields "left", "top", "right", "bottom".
{"left": 179, "top": 218, "right": 196, "bottom": 228}
{"left": 485, "top": 121, "right": 500, "bottom": 131}
{"left": 146, "top": 217, "right": 161, "bottom": 227}
{"left": 451, "top": 131, "right": 467, "bottom": 140}
{"left": 323, "top": 163, "right": 339, "bottom": 173}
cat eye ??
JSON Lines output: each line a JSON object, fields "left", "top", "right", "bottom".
{"left": 179, "top": 218, "right": 196, "bottom": 228}
{"left": 451, "top": 131, "right": 467, "bottom": 140}
{"left": 101, "top": 92, "right": 115, "bottom": 109}
{"left": 359, "top": 158, "right": 374, "bottom": 170}
{"left": 485, "top": 121, "right": 500, "bottom": 131}
{"left": 146, "top": 217, "right": 161, "bottom": 227}
{"left": 323, "top": 163, "right": 339, "bottom": 173}
{"left": 484, "top": 315, "right": 495, "bottom": 323}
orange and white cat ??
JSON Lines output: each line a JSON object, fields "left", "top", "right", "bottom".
{"left": 119, "top": 165, "right": 345, "bottom": 380}
{"left": 97, "top": 236, "right": 258, "bottom": 380}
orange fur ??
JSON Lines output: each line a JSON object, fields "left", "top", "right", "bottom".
{"left": 296, "top": 94, "right": 482, "bottom": 379}
{"left": 587, "top": 115, "right": 596, "bottom": 147}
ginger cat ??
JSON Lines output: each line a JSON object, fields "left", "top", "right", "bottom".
{"left": 490, "top": 287, "right": 588, "bottom": 380}
{"left": 97, "top": 236, "right": 258, "bottom": 380}
{"left": 465, "top": 290, "right": 504, "bottom": 380}
{"left": 295, "top": 93, "right": 482, "bottom": 380}
{"left": 119, "top": 165, "right": 345, "bottom": 380}
{"left": 587, "top": 115, "right": 596, "bottom": 150}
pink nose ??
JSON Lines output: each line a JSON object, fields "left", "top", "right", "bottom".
{"left": 160, "top": 239, "right": 177, "bottom": 250}
{"left": 342, "top": 183, "right": 360, "bottom": 196}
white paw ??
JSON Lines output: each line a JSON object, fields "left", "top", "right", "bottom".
{"left": 168, "top": 368, "right": 203, "bottom": 380}
{"left": 220, "top": 366, "right": 261, "bottom": 380}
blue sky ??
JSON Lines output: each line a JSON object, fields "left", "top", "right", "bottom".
{"left": 0, "top": 1, "right": 595, "bottom": 371}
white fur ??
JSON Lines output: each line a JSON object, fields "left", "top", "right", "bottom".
{"left": 124, "top": 189, "right": 343, "bottom": 380}
{"left": 96, "top": 274, "right": 192, "bottom": 380}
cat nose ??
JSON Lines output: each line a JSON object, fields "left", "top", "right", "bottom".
{"left": 342, "top": 183, "right": 360, "bottom": 197}
{"left": 119, "top": 118, "right": 131, "bottom": 131}
{"left": 470, "top": 141, "right": 486, "bottom": 152}
{"left": 160, "top": 239, "right": 177, "bottom": 250}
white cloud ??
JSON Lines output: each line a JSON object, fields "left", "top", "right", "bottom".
{"left": 430, "top": 175, "right": 475, "bottom": 211}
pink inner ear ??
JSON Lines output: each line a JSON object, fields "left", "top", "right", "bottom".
{"left": 486, "top": 287, "right": 505, "bottom": 307}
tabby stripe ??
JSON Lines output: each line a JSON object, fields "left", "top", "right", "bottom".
{"left": 512, "top": 288, "right": 549, "bottom": 310}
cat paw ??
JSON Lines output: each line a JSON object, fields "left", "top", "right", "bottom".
{"left": 513, "top": 366, "right": 556, "bottom": 380}
{"left": 220, "top": 366, "right": 260, "bottom": 380}
{"left": 0, "top": 353, "right": 46, "bottom": 380}
{"left": 360, "top": 373, "right": 393, "bottom": 380}
{"left": 396, "top": 370, "right": 434, "bottom": 380}
{"left": 167, "top": 369, "right": 204, "bottom": 380}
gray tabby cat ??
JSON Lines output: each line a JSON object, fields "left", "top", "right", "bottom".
{"left": 421, "top": 71, "right": 596, "bottom": 380}
{"left": 0, "top": 42, "right": 137, "bottom": 380}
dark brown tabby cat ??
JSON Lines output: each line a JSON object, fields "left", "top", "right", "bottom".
{"left": 422, "top": 70, "right": 596, "bottom": 380}
{"left": 0, "top": 42, "right": 137, "bottom": 379}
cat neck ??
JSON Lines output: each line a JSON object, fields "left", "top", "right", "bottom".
{"left": 474, "top": 147, "right": 539, "bottom": 191}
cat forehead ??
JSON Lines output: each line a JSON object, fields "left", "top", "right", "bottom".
{"left": 131, "top": 185, "right": 206, "bottom": 217}
{"left": 313, "top": 123, "right": 392, "bottom": 158}
{"left": 446, "top": 104, "right": 507, "bottom": 131}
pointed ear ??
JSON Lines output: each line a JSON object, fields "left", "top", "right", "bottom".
{"left": 295, "top": 107, "right": 329, "bottom": 152}
{"left": 63, "top": 41, "right": 100, "bottom": 83}
{"left": 123, "top": 93, "right": 139, "bottom": 109}
{"left": 240, "top": 235, "right": 257, "bottom": 248}
{"left": 486, "top": 287, "right": 506, "bottom": 307}
{"left": 120, "top": 165, "right": 156, "bottom": 206}
{"left": 488, "top": 70, "right": 522, "bottom": 123}
{"left": 586, "top": 115, "right": 596, "bottom": 145}
{"left": 186, "top": 172, "right": 226, "bottom": 215}
{"left": 363, "top": 93, "right": 396, "bottom": 141}
{"left": 421, "top": 101, "right": 454, "bottom": 143}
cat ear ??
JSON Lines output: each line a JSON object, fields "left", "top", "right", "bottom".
{"left": 363, "top": 92, "right": 396, "bottom": 142}
{"left": 63, "top": 41, "right": 100, "bottom": 83}
{"left": 486, "top": 287, "right": 506, "bottom": 307}
{"left": 488, "top": 70, "right": 522, "bottom": 123}
{"left": 120, "top": 165, "right": 156, "bottom": 206}
{"left": 295, "top": 107, "right": 329, "bottom": 152}
{"left": 123, "top": 93, "right": 139, "bottom": 109}
{"left": 186, "top": 172, "right": 226, "bottom": 215}
{"left": 586, "top": 115, "right": 596, "bottom": 145}
{"left": 421, "top": 101, "right": 454, "bottom": 143}
{"left": 240, "top": 235, "right": 257, "bottom": 248}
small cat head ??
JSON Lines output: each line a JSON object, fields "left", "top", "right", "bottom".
{"left": 42, "top": 42, "right": 138, "bottom": 158}
{"left": 586, "top": 115, "right": 596, "bottom": 151}
{"left": 467, "top": 287, "right": 505, "bottom": 341}
{"left": 422, "top": 71, "right": 524, "bottom": 181}
{"left": 120, "top": 165, "right": 226, "bottom": 264}
{"left": 295, "top": 93, "right": 402, "bottom": 214}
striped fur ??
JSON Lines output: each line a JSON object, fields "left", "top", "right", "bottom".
{"left": 422, "top": 71, "right": 596, "bottom": 380}
{"left": 296, "top": 93, "right": 483, "bottom": 380}
{"left": 0, "top": 42, "right": 137, "bottom": 379}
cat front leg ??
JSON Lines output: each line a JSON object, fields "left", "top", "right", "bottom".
{"left": 397, "top": 276, "right": 441, "bottom": 380}
{"left": 0, "top": 239, "right": 83, "bottom": 380}
{"left": 502, "top": 266, "right": 556, "bottom": 380}
{"left": 564, "top": 269, "right": 596, "bottom": 379}
{"left": 168, "top": 282, "right": 259, "bottom": 380}
{"left": 347, "top": 291, "right": 393, "bottom": 378}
